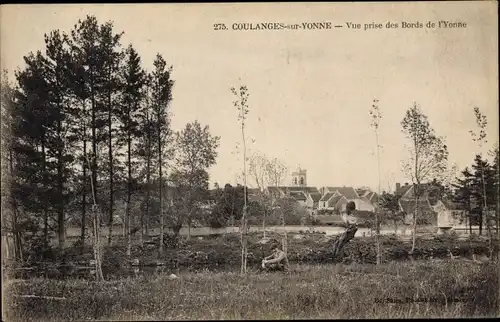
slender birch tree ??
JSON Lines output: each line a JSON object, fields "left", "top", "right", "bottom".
{"left": 231, "top": 85, "right": 249, "bottom": 274}
{"left": 369, "top": 98, "right": 382, "bottom": 265}
{"left": 401, "top": 102, "right": 448, "bottom": 253}
{"left": 469, "top": 107, "right": 494, "bottom": 258}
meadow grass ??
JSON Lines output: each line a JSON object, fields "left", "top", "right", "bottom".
{"left": 3, "top": 260, "right": 498, "bottom": 321}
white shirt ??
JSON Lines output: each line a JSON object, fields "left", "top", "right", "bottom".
{"left": 342, "top": 213, "right": 357, "bottom": 225}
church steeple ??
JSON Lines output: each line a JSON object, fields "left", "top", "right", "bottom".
{"left": 291, "top": 167, "right": 307, "bottom": 187}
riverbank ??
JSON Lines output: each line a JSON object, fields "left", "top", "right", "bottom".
{"left": 3, "top": 232, "right": 497, "bottom": 280}
{"left": 3, "top": 260, "right": 498, "bottom": 321}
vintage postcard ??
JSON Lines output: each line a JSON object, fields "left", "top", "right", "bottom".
{"left": 1, "top": 2, "right": 498, "bottom": 320}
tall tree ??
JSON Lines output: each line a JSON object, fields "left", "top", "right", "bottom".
{"left": 14, "top": 52, "right": 52, "bottom": 247}
{"left": 469, "top": 107, "right": 495, "bottom": 257}
{"left": 68, "top": 16, "right": 109, "bottom": 242}
{"left": 265, "top": 157, "right": 288, "bottom": 187}
{"left": 150, "top": 54, "right": 174, "bottom": 255}
{"left": 247, "top": 152, "right": 287, "bottom": 238}
{"left": 98, "top": 22, "right": 125, "bottom": 245}
{"left": 489, "top": 143, "right": 499, "bottom": 234}
{"left": 1, "top": 70, "right": 23, "bottom": 260}
{"left": 136, "top": 74, "right": 157, "bottom": 239}
{"left": 66, "top": 33, "right": 90, "bottom": 245}
{"left": 118, "top": 45, "right": 146, "bottom": 253}
{"left": 172, "top": 121, "right": 220, "bottom": 238}
{"left": 401, "top": 102, "right": 449, "bottom": 253}
{"left": 471, "top": 156, "right": 496, "bottom": 233}
{"left": 248, "top": 152, "right": 269, "bottom": 191}
{"left": 43, "top": 29, "right": 75, "bottom": 249}
{"left": 231, "top": 85, "right": 250, "bottom": 274}
{"left": 369, "top": 98, "right": 382, "bottom": 265}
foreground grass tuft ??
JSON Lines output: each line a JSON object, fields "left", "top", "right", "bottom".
{"left": 3, "top": 260, "right": 498, "bottom": 321}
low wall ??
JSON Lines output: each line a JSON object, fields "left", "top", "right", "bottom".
{"left": 65, "top": 224, "right": 488, "bottom": 239}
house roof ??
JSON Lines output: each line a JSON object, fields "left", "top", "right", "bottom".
{"left": 327, "top": 187, "right": 359, "bottom": 200}
{"left": 356, "top": 189, "right": 370, "bottom": 197}
{"left": 309, "top": 192, "right": 322, "bottom": 202}
{"left": 267, "top": 186, "right": 321, "bottom": 195}
{"left": 284, "top": 186, "right": 320, "bottom": 194}
{"left": 360, "top": 196, "right": 373, "bottom": 205}
{"left": 399, "top": 198, "right": 435, "bottom": 214}
{"left": 365, "top": 191, "right": 378, "bottom": 203}
{"left": 289, "top": 191, "right": 307, "bottom": 201}
{"left": 397, "top": 183, "right": 434, "bottom": 199}
{"left": 329, "top": 195, "right": 346, "bottom": 207}
{"left": 396, "top": 184, "right": 413, "bottom": 197}
{"left": 320, "top": 192, "right": 335, "bottom": 202}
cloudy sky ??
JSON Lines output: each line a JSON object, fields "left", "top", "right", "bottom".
{"left": 2, "top": 2, "right": 498, "bottom": 192}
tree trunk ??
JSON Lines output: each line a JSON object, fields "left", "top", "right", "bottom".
{"left": 262, "top": 210, "right": 266, "bottom": 239}
{"left": 480, "top": 162, "right": 493, "bottom": 258}
{"left": 41, "top": 139, "right": 48, "bottom": 247}
{"left": 87, "top": 156, "right": 104, "bottom": 282}
{"left": 107, "top": 86, "right": 114, "bottom": 245}
{"left": 127, "top": 118, "right": 133, "bottom": 252}
{"left": 374, "top": 128, "right": 382, "bottom": 265}
{"left": 282, "top": 208, "right": 287, "bottom": 255}
{"left": 375, "top": 213, "right": 381, "bottom": 264}
{"left": 172, "top": 223, "right": 182, "bottom": 239}
{"left": 9, "top": 148, "right": 22, "bottom": 261}
{"left": 411, "top": 181, "right": 420, "bottom": 254}
{"left": 240, "top": 207, "right": 248, "bottom": 275}
{"left": 140, "top": 215, "right": 144, "bottom": 246}
{"left": 57, "top": 149, "right": 65, "bottom": 250}
{"left": 81, "top": 135, "right": 87, "bottom": 245}
{"left": 158, "top": 119, "right": 164, "bottom": 255}
{"left": 497, "top": 157, "right": 499, "bottom": 235}
{"left": 412, "top": 124, "right": 419, "bottom": 254}
{"left": 126, "top": 201, "right": 131, "bottom": 257}
{"left": 412, "top": 195, "right": 418, "bottom": 254}
{"left": 144, "top": 125, "right": 151, "bottom": 239}
{"left": 90, "top": 70, "right": 98, "bottom": 235}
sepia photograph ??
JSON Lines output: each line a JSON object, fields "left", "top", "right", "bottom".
{"left": 1, "top": 2, "right": 499, "bottom": 320}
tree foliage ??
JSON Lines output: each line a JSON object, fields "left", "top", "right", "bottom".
{"left": 168, "top": 121, "right": 220, "bottom": 235}
{"left": 401, "top": 102, "right": 449, "bottom": 252}
{"left": 2, "top": 15, "right": 220, "bottom": 262}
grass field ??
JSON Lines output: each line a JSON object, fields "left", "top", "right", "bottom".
{"left": 3, "top": 231, "right": 499, "bottom": 320}
{"left": 3, "top": 260, "right": 498, "bottom": 321}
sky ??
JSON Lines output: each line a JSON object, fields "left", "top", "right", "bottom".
{"left": 1, "top": 2, "right": 498, "bottom": 192}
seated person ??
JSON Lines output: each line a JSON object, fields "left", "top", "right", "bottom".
{"left": 262, "top": 243, "right": 289, "bottom": 272}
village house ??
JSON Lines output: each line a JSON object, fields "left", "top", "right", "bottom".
{"left": 320, "top": 186, "right": 376, "bottom": 212}
{"left": 357, "top": 189, "right": 379, "bottom": 208}
{"left": 265, "top": 167, "right": 321, "bottom": 213}
{"left": 395, "top": 182, "right": 437, "bottom": 225}
{"left": 318, "top": 192, "right": 348, "bottom": 213}
{"left": 288, "top": 191, "right": 308, "bottom": 207}
{"left": 265, "top": 168, "right": 381, "bottom": 218}
{"left": 432, "top": 199, "right": 467, "bottom": 229}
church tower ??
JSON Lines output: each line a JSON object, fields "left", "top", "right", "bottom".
{"left": 291, "top": 167, "right": 307, "bottom": 187}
